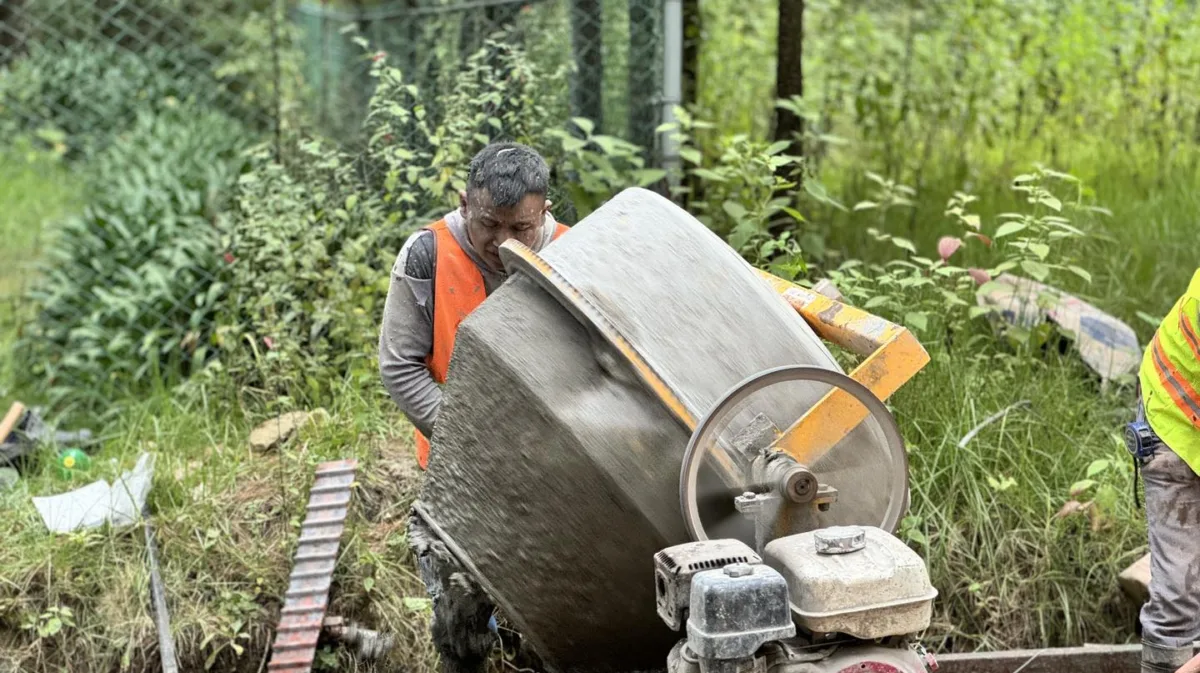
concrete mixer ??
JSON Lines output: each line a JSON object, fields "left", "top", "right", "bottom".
{"left": 412, "top": 187, "right": 938, "bottom": 673}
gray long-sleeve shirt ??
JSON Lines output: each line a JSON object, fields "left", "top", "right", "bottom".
{"left": 379, "top": 207, "right": 560, "bottom": 437}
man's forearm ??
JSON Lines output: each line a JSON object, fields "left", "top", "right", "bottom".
{"left": 381, "top": 356, "right": 442, "bottom": 438}
{"left": 379, "top": 239, "right": 442, "bottom": 438}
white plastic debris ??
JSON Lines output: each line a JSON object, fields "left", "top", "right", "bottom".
{"left": 32, "top": 453, "right": 155, "bottom": 533}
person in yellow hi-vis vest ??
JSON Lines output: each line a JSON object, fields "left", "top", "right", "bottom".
{"left": 1126, "top": 268, "right": 1200, "bottom": 673}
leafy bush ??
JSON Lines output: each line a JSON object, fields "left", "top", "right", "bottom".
{"left": 0, "top": 41, "right": 224, "bottom": 158}
{"left": 210, "top": 38, "right": 567, "bottom": 403}
{"left": 826, "top": 165, "right": 1098, "bottom": 348}
{"left": 17, "top": 103, "right": 249, "bottom": 415}
{"left": 211, "top": 139, "right": 406, "bottom": 405}
{"left": 212, "top": 38, "right": 817, "bottom": 404}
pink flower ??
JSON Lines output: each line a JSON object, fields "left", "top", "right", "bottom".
{"left": 223, "top": 252, "right": 235, "bottom": 264}
{"left": 263, "top": 336, "right": 275, "bottom": 350}
{"left": 967, "top": 268, "right": 991, "bottom": 285}
{"left": 937, "top": 236, "right": 963, "bottom": 261}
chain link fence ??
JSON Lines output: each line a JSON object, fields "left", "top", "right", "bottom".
{"left": 0, "top": 0, "right": 664, "bottom": 410}
{"left": 294, "top": 0, "right": 662, "bottom": 148}
{"left": 0, "top": 0, "right": 663, "bottom": 154}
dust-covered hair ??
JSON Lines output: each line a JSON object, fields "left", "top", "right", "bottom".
{"left": 466, "top": 142, "right": 550, "bottom": 208}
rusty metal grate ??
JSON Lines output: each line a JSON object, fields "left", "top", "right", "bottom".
{"left": 267, "top": 458, "right": 358, "bottom": 673}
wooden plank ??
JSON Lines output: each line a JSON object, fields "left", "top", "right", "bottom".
{"left": 1118, "top": 552, "right": 1152, "bottom": 605}
{"left": 0, "top": 402, "right": 26, "bottom": 445}
{"left": 935, "top": 645, "right": 1141, "bottom": 673}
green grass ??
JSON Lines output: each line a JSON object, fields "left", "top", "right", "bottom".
{"left": 896, "top": 348, "right": 1145, "bottom": 649}
{"left": 0, "top": 380, "right": 438, "bottom": 673}
{"left": 0, "top": 145, "right": 79, "bottom": 298}
{"left": 0, "top": 142, "right": 83, "bottom": 397}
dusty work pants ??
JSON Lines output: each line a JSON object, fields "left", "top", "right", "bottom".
{"left": 1138, "top": 436, "right": 1200, "bottom": 673}
{"left": 408, "top": 511, "right": 498, "bottom": 673}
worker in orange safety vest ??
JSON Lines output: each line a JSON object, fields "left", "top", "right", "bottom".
{"left": 1125, "top": 268, "right": 1200, "bottom": 673}
{"left": 379, "top": 141, "right": 569, "bottom": 470}
{"left": 379, "top": 142, "right": 568, "bottom": 673}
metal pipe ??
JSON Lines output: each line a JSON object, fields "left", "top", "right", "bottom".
{"left": 660, "top": 0, "right": 683, "bottom": 180}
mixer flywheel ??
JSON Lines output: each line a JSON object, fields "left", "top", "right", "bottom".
{"left": 679, "top": 365, "right": 910, "bottom": 552}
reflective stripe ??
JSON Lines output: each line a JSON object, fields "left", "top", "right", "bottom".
{"left": 1151, "top": 334, "right": 1200, "bottom": 427}
{"left": 1179, "top": 307, "right": 1200, "bottom": 362}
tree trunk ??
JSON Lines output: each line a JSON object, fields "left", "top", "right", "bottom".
{"left": 682, "top": 0, "right": 700, "bottom": 107}
{"left": 773, "top": 0, "right": 804, "bottom": 152}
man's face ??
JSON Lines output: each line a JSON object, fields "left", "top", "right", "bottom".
{"left": 461, "top": 188, "right": 551, "bottom": 272}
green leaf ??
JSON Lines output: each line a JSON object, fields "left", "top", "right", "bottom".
{"left": 864, "top": 295, "right": 891, "bottom": 309}
{"left": 633, "top": 169, "right": 668, "bottom": 187}
{"left": 1012, "top": 174, "right": 1037, "bottom": 183}
{"left": 1067, "top": 265, "right": 1092, "bottom": 283}
{"left": 969, "top": 306, "right": 993, "bottom": 319}
{"left": 804, "top": 179, "right": 847, "bottom": 211}
{"left": 560, "top": 136, "right": 587, "bottom": 153}
{"left": 1038, "top": 194, "right": 1063, "bottom": 212}
{"left": 570, "top": 117, "right": 595, "bottom": 136}
{"left": 722, "top": 200, "right": 748, "bottom": 220}
{"left": 987, "top": 475, "right": 1017, "bottom": 492}
{"left": 42, "top": 617, "right": 62, "bottom": 637}
{"left": 1086, "top": 459, "right": 1110, "bottom": 478}
{"left": 906, "top": 529, "right": 928, "bottom": 546}
{"left": 679, "top": 147, "right": 703, "bottom": 165}
{"left": 1094, "top": 483, "right": 1121, "bottom": 513}
{"left": 853, "top": 200, "right": 879, "bottom": 211}
{"left": 1020, "top": 260, "right": 1050, "bottom": 281}
{"left": 592, "top": 135, "right": 620, "bottom": 155}
{"left": 363, "top": 577, "right": 376, "bottom": 592}
{"left": 781, "top": 206, "right": 806, "bottom": 223}
{"left": 692, "top": 168, "right": 727, "bottom": 182}
{"left": 1069, "top": 479, "right": 1096, "bottom": 496}
{"left": 1028, "top": 243, "right": 1050, "bottom": 259}
{"left": 962, "top": 214, "right": 981, "bottom": 230}
{"left": 404, "top": 597, "right": 432, "bottom": 612}
{"left": 904, "top": 312, "right": 928, "bottom": 332}
{"left": 765, "top": 140, "right": 791, "bottom": 156}
{"left": 892, "top": 237, "right": 917, "bottom": 254}
{"left": 994, "top": 222, "right": 1027, "bottom": 238}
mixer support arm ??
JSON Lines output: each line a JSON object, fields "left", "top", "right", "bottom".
{"left": 753, "top": 271, "right": 931, "bottom": 466}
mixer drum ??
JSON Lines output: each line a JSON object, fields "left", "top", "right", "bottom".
{"left": 413, "top": 188, "right": 843, "bottom": 673}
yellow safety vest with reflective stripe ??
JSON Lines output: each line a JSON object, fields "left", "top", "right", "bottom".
{"left": 1139, "top": 268, "right": 1200, "bottom": 476}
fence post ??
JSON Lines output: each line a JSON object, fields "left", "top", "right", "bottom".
{"left": 660, "top": 0, "right": 682, "bottom": 182}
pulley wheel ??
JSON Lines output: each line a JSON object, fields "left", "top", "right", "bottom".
{"left": 679, "top": 365, "right": 909, "bottom": 550}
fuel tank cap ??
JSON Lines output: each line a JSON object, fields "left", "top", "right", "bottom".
{"left": 814, "top": 526, "right": 867, "bottom": 554}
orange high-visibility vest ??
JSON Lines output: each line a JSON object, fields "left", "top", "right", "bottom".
{"left": 1139, "top": 268, "right": 1200, "bottom": 476}
{"left": 414, "top": 218, "right": 570, "bottom": 469}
